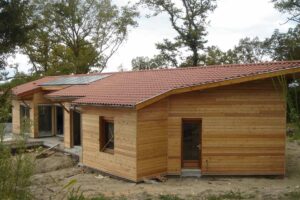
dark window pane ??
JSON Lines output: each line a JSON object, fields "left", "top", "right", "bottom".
{"left": 56, "top": 106, "right": 64, "bottom": 135}
{"left": 104, "top": 121, "right": 114, "bottom": 150}
{"left": 183, "top": 122, "right": 200, "bottom": 160}
{"left": 38, "top": 105, "right": 52, "bottom": 137}
{"left": 20, "top": 105, "right": 30, "bottom": 133}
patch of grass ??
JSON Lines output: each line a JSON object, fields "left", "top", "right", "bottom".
{"left": 281, "top": 190, "right": 300, "bottom": 200}
{"left": 206, "top": 190, "right": 253, "bottom": 200}
{"left": 159, "top": 194, "right": 183, "bottom": 200}
{"left": 90, "top": 194, "right": 112, "bottom": 200}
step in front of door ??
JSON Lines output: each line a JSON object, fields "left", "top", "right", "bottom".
{"left": 181, "top": 169, "right": 201, "bottom": 177}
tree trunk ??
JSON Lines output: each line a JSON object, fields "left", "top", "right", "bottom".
{"left": 192, "top": 48, "right": 198, "bottom": 66}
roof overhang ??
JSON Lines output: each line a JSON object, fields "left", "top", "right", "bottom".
{"left": 135, "top": 66, "right": 300, "bottom": 110}
{"left": 45, "top": 95, "right": 83, "bottom": 102}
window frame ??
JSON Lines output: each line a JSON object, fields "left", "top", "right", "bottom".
{"left": 99, "top": 117, "right": 115, "bottom": 154}
{"left": 20, "top": 104, "right": 30, "bottom": 120}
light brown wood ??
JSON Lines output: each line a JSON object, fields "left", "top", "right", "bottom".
{"left": 80, "top": 106, "right": 138, "bottom": 181}
{"left": 63, "top": 102, "right": 72, "bottom": 148}
{"left": 167, "top": 79, "right": 286, "bottom": 175}
{"left": 12, "top": 99, "right": 34, "bottom": 137}
{"left": 136, "top": 99, "right": 168, "bottom": 180}
{"left": 11, "top": 76, "right": 287, "bottom": 181}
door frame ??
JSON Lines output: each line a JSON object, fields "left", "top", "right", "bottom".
{"left": 37, "top": 104, "right": 55, "bottom": 137}
{"left": 181, "top": 118, "right": 202, "bottom": 169}
{"left": 70, "top": 109, "right": 82, "bottom": 147}
{"left": 54, "top": 105, "right": 64, "bottom": 136}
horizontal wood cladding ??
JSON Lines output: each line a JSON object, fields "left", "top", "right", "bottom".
{"left": 136, "top": 99, "right": 168, "bottom": 180}
{"left": 167, "top": 79, "right": 286, "bottom": 176}
{"left": 81, "top": 107, "right": 137, "bottom": 181}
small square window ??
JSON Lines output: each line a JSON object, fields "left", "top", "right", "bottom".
{"left": 99, "top": 117, "right": 114, "bottom": 153}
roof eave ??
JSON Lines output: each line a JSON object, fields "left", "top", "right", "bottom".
{"left": 135, "top": 66, "right": 300, "bottom": 110}
{"left": 72, "top": 102, "right": 136, "bottom": 109}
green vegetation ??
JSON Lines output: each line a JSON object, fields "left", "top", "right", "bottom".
{"left": 205, "top": 190, "right": 254, "bottom": 200}
{"left": 281, "top": 190, "right": 300, "bottom": 200}
{"left": 0, "top": 116, "right": 34, "bottom": 200}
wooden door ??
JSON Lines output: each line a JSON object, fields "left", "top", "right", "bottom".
{"left": 182, "top": 120, "right": 202, "bottom": 169}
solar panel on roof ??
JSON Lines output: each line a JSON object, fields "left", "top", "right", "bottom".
{"left": 41, "top": 75, "right": 109, "bottom": 86}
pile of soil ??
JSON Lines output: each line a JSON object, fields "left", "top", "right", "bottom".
{"left": 34, "top": 151, "right": 76, "bottom": 174}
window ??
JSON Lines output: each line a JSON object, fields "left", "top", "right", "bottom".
{"left": 20, "top": 104, "right": 30, "bottom": 133}
{"left": 38, "top": 105, "right": 53, "bottom": 137}
{"left": 99, "top": 117, "right": 114, "bottom": 153}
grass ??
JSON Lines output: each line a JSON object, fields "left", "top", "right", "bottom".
{"left": 66, "top": 191, "right": 256, "bottom": 200}
{"left": 205, "top": 190, "right": 254, "bottom": 200}
{"left": 280, "top": 190, "right": 300, "bottom": 200}
{"left": 158, "top": 194, "right": 183, "bottom": 200}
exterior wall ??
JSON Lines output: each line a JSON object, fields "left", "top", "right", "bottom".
{"left": 136, "top": 99, "right": 168, "bottom": 180}
{"left": 12, "top": 99, "right": 21, "bottom": 134}
{"left": 12, "top": 99, "right": 34, "bottom": 137}
{"left": 136, "top": 78, "right": 286, "bottom": 179}
{"left": 81, "top": 107, "right": 137, "bottom": 181}
{"left": 63, "top": 102, "right": 72, "bottom": 148}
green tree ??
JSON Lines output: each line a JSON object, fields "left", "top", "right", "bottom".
{"left": 229, "top": 37, "right": 266, "bottom": 64}
{"left": 142, "top": 0, "right": 217, "bottom": 67}
{"left": 0, "top": 0, "right": 34, "bottom": 80}
{"left": 25, "top": 0, "right": 138, "bottom": 75}
{"left": 131, "top": 55, "right": 171, "bottom": 70}
{"left": 265, "top": 25, "right": 300, "bottom": 60}
{"left": 272, "top": 0, "right": 300, "bottom": 23}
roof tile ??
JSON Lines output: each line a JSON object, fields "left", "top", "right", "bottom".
{"left": 46, "top": 60, "right": 300, "bottom": 107}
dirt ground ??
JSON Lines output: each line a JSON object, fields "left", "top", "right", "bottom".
{"left": 30, "top": 141, "right": 300, "bottom": 200}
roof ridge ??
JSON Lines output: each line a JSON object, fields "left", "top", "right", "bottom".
{"left": 108, "top": 60, "right": 300, "bottom": 74}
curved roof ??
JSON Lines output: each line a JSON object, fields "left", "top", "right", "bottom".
{"left": 45, "top": 60, "right": 300, "bottom": 108}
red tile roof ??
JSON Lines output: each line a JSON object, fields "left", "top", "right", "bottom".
{"left": 46, "top": 60, "right": 300, "bottom": 107}
{"left": 12, "top": 76, "right": 60, "bottom": 96}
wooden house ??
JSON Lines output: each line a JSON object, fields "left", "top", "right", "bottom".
{"left": 11, "top": 61, "right": 300, "bottom": 182}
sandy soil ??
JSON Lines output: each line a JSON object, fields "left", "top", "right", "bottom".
{"left": 30, "top": 141, "right": 300, "bottom": 200}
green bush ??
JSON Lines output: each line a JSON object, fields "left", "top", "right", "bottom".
{"left": 0, "top": 120, "right": 34, "bottom": 200}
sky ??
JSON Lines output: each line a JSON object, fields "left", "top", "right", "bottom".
{"left": 9, "top": 0, "right": 294, "bottom": 74}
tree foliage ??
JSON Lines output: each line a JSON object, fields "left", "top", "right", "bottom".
{"left": 131, "top": 55, "right": 172, "bottom": 70}
{"left": 24, "top": 0, "right": 138, "bottom": 75}
{"left": 265, "top": 25, "right": 300, "bottom": 60}
{"left": 272, "top": 0, "right": 300, "bottom": 23}
{"left": 141, "top": 0, "right": 217, "bottom": 67}
{"left": 0, "top": 0, "right": 34, "bottom": 79}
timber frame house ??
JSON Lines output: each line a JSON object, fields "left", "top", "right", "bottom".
{"left": 11, "top": 61, "right": 300, "bottom": 181}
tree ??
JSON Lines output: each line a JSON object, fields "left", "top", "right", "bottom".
{"left": 131, "top": 55, "right": 171, "bottom": 70}
{"left": 24, "top": 0, "right": 138, "bottom": 75}
{"left": 265, "top": 25, "right": 300, "bottom": 60}
{"left": 272, "top": 0, "right": 300, "bottom": 23}
{"left": 229, "top": 37, "right": 266, "bottom": 64}
{"left": 142, "top": 0, "right": 217, "bottom": 67}
{"left": 0, "top": 0, "right": 34, "bottom": 80}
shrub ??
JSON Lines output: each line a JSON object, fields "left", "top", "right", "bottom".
{"left": 0, "top": 118, "right": 34, "bottom": 200}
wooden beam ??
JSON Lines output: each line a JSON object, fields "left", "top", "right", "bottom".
{"left": 59, "top": 102, "right": 70, "bottom": 113}
{"left": 41, "top": 85, "right": 70, "bottom": 91}
{"left": 136, "top": 67, "right": 300, "bottom": 110}
{"left": 21, "top": 100, "right": 31, "bottom": 109}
